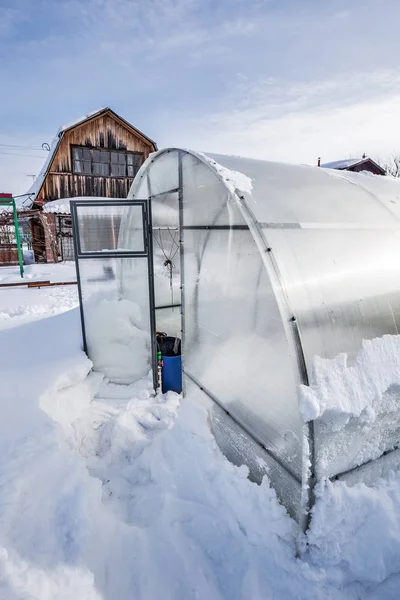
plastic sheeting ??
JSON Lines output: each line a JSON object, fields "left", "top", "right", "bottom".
{"left": 126, "top": 148, "right": 400, "bottom": 524}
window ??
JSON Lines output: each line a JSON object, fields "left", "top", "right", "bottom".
{"left": 72, "top": 147, "right": 143, "bottom": 178}
{"left": 73, "top": 147, "right": 91, "bottom": 174}
{"left": 92, "top": 149, "right": 110, "bottom": 176}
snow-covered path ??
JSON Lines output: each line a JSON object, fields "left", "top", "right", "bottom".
{"left": 0, "top": 264, "right": 399, "bottom": 599}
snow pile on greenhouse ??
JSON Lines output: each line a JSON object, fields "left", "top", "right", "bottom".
{"left": 201, "top": 152, "right": 254, "bottom": 195}
{"left": 300, "top": 335, "right": 400, "bottom": 425}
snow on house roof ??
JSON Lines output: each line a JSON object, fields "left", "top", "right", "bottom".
{"left": 58, "top": 107, "right": 108, "bottom": 134}
{"left": 320, "top": 158, "right": 364, "bottom": 170}
{"left": 19, "top": 136, "right": 61, "bottom": 210}
{"left": 43, "top": 198, "right": 73, "bottom": 215}
{"left": 320, "top": 157, "right": 386, "bottom": 176}
{"left": 43, "top": 196, "right": 126, "bottom": 215}
{"left": 14, "top": 193, "right": 33, "bottom": 211}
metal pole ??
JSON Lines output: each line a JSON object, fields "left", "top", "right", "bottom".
{"left": 12, "top": 199, "right": 24, "bottom": 278}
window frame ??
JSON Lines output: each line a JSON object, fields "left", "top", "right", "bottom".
{"left": 71, "top": 145, "right": 144, "bottom": 179}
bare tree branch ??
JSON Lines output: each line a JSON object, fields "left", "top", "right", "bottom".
{"left": 381, "top": 155, "right": 400, "bottom": 178}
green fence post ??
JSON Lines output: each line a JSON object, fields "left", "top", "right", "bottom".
{"left": 12, "top": 199, "right": 24, "bottom": 278}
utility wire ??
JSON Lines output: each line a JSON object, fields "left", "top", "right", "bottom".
{"left": 0, "top": 143, "right": 47, "bottom": 151}
{"left": 0, "top": 151, "right": 45, "bottom": 159}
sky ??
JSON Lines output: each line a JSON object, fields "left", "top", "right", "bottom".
{"left": 1, "top": 0, "right": 400, "bottom": 194}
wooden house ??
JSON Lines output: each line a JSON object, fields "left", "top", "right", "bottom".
{"left": 17, "top": 108, "right": 157, "bottom": 263}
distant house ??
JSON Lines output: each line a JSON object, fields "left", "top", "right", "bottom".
{"left": 15, "top": 107, "right": 157, "bottom": 263}
{"left": 320, "top": 156, "right": 386, "bottom": 176}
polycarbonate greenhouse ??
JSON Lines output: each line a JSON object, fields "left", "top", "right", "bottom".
{"left": 71, "top": 149, "right": 400, "bottom": 529}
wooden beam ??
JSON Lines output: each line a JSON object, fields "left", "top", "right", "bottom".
{"left": 0, "top": 280, "right": 50, "bottom": 288}
{"left": 27, "top": 281, "right": 77, "bottom": 288}
{"left": 0, "top": 280, "right": 77, "bottom": 289}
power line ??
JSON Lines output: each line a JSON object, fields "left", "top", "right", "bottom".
{"left": 0, "top": 150, "right": 46, "bottom": 159}
{"left": 0, "top": 142, "right": 47, "bottom": 152}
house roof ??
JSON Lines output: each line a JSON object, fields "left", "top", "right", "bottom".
{"left": 321, "top": 158, "right": 363, "bottom": 170}
{"left": 19, "top": 108, "right": 157, "bottom": 210}
{"left": 321, "top": 157, "right": 385, "bottom": 174}
{"left": 57, "top": 107, "right": 158, "bottom": 149}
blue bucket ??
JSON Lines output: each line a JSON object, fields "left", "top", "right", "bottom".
{"left": 161, "top": 354, "right": 182, "bottom": 394}
{"left": 159, "top": 336, "right": 182, "bottom": 394}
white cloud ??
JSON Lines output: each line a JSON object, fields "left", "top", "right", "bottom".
{"left": 166, "top": 71, "right": 400, "bottom": 165}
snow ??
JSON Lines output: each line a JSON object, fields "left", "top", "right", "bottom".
{"left": 299, "top": 335, "right": 400, "bottom": 426}
{"left": 1, "top": 263, "right": 400, "bottom": 598}
{"left": 308, "top": 475, "right": 400, "bottom": 585}
{"left": 321, "top": 158, "right": 364, "bottom": 170}
{"left": 43, "top": 198, "right": 72, "bottom": 214}
{"left": 43, "top": 196, "right": 125, "bottom": 214}
{"left": 201, "top": 152, "right": 253, "bottom": 195}
{"left": 1, "top": 193, "right": 35, "bottom": 211}
{"left": 299, "top": 335, "right": 400, "bottom": 480}
{"left": 25, "top": 136, "right": 60, "bottom": 200}
{"left": 84, "top": 297, "right": 151, "bottom": 383}
{"left": 14, "top": 193, "right": 36, "bottom": 210}
{"left": 0, "top": 263, "right": 78, "bottom": 330}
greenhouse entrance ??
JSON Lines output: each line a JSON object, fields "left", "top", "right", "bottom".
{"left": 71, "top": 198, "right": 158, "bottom": 390}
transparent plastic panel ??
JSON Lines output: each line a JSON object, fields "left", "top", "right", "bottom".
{"left": 267, "top": 228, "right": 400, "bottom": 366}
{"left": 78, "top": 256, "right": 152, "bottom": 384}
{"left": 155, "top": 307, "right": 181, "bottom": 338}
{"left": 327, "top": 168, "right": 400, "bottom": 222}
{"left": 267, "top": 228, "right": 400, "bottom": 478}
{"left": 151, "top": 191, "right": 179, "bottom": 229}
{"left": 206, "top": 153, "right": 396, "bottom": 225}
{"left": 184, "top": 374, "right": 301, "bottom": 521}
{"left": 183, "top": 228, "right": 303, "bottom": 478}
{"left": 153, "top": 226, "right": 181, "bottom": 308}
{"left": 76, "top": 204, "right": 144, "bottom": 253}
{"left": 148, "top": 150, "right": 179, "bottom": 196}
{"left": 128, "top": 172, "right": 148, "bottom": 199}
{"left": 182, "top": 153, "right": 247, "bottom": 227}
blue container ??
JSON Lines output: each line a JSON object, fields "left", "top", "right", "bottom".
{"left": 161, "top": 354, "right": 182, "bottom": 394}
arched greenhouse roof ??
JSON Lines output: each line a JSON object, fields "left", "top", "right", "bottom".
{"left": 125, "top": 148, "right": 400, "bottom": 526}
{"left": 204, "top": 152, "right": 400, "bottom": 224}
{"left": 132, "top": 148, "right": 400, "bottom": 227}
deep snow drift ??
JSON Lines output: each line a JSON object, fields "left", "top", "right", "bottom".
{"left": 0, "top": 264, "right": 400, "bottom": 599}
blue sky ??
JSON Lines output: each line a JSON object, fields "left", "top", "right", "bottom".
{"left": 1, "top": 0, "right": 400, "bottom": 193}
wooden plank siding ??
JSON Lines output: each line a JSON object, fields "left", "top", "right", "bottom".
{"left": 36, "top": 112, "right": 155, "bottom": 202}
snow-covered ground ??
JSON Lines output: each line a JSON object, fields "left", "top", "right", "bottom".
{"left": 0, "top": 263, "right": 400, "bottom": 599}
{"left": 0, "top": 263, "right": 78, "bottom": 330}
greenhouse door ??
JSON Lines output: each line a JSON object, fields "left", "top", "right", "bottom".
{"left": 71, "top": 199, "right": 157, "bottom": 389}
